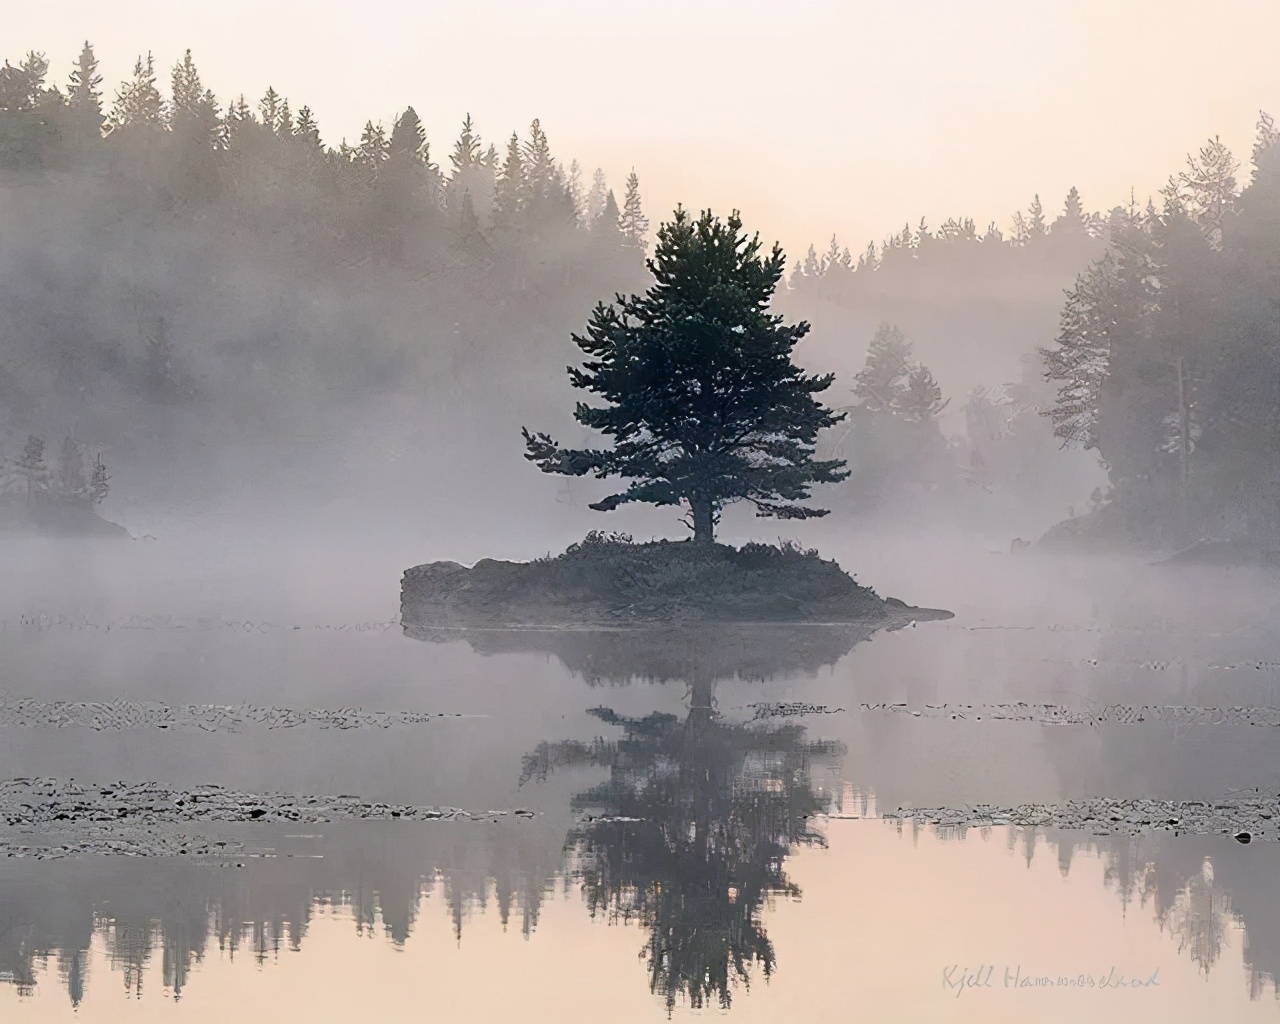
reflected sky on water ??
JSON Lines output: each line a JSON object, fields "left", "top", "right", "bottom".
{"left": 2, "top": 537, "right": 1280, "bottom": 1020}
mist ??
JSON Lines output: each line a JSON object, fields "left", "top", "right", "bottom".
{"left": 4, "top": 16, "right": 1280, "bottom": 1021}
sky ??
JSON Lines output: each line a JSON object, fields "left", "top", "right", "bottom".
{"left": 9, "top": 0, "right": 1280, "bottom": 261}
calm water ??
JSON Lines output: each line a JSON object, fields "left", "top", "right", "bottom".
{"left": 2, "top": 532, "right": 1279, "bottom": 1022}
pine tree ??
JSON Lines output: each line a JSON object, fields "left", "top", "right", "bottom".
{"left": 91, "top": 453, "right": 109, "bottom": 506}
{"left": 449, "top": 113, "right": 482, "bottom": 176}
{"left": 493, "top": 132, "right": 524, "bottom": 227}
{"left": 592, "top": 189, "right": 622, "bottom": 247}
{"left": 852, "top": 324, "right": 913, "bottom": 413}
{"left": 618, "top": 169, "right": 649, "bottom": 250}
{"left": 1010, "top": 211, "right": 1031, "bottom": 245}
{"left": 18, "top": 51, "right": 49, "bottom": 108}
{"left": 802, "top": 244, "right": 821, "bottom": 277}
{"left": 566, "top": 159, "right": 585, "bottom": 227}
{"left": 1054, "top": 186, "right": 1087, "bottom": 234}
{"left": 586, "top": 167, "right": 608, "bottom": 226}
{"left": 0, "top": 62, "right": 32, "bottom": 112}
{"left": 389, "top": 105, "right": 426, "bottom": 164}
{"left": 1166, "top": 136, "right": 1239, "bottom": 249}
{"left": 66, "top": 42, "right": 104, "bottom": 137}
{"left": 294, "top": 105, "right": 322, "bottom": 149}
{"left": 1027, "top": 194, "right": 1047, "bottom": 237}
{"left": 1251, "top": 110, "right": 1279, "bottom": 182}
{"left": 275, "top": 98, "right": 293, "bottom": 137}
{"left": 17, "top": 435, "right": 49, "bottom": 504}
{"left": 56, "top": 437, "right": 88, "bottom": 506}
{"left": 106, "top": 53, "right": 165, "bottom": 135}
{"left": 258, "top": 87, "right": 283, "bottom": 133}
{"left": 821, "top": 235, "right": 841, "bottom": 273}
{"left": 522, "top": 207, "right": 848, "bottom": 544}
{"left": 445, "top": 114, "right": 491, "bottom": 225}
{"left": 900, "top": 364, "right": 949, "bottom": 422}
{"left": 357, "top": 120, "right": 389, "bottom": 170}
{"left": 169, "top": 50, "right": 220, "bottom": 152}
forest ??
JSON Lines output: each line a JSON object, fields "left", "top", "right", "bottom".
{"left": 0, "top": 42, "right": 1275, "bottom": 549}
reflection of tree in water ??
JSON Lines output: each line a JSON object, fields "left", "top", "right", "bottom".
{"left": 0, "top": 818, "right": 568, "bottom": 1007}
{"left": 524, "top": 678, "right": 845, "bottom": 1012}
{"left": 459, "top": 623, "right": 880, "bottom": 686}
{"left": 931, "top": 825, "right": 1275, "bottom": 998}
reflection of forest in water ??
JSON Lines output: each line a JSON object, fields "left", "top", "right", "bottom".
{"left": 4, "top": 617, "right": 1280, "bottom": 1011}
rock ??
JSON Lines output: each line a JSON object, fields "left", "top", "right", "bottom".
{"left": 401, "top": 539, "right": 954, "bottom": 629}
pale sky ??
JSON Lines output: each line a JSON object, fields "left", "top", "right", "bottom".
{"left": 10, "top": 0, "right": 1280, "bottom": 260}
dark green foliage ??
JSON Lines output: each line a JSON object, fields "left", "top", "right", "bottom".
{"left": 522, "top": 208, "right": 848, "bottom": 543}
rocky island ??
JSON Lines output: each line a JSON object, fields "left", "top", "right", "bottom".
{"left": 401, "top": 533, "right": 951, "bottom": 629}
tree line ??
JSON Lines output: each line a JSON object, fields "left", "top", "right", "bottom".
{"left": 0, "top": 435, "right": 109, "bottom": 509}
{"left": 0, "top": 45, "right": 651, "bottom": 261}
{"left": 1041, "top": 118, "right": 1280, "bottom": 547}
{"left": 789, "top": 187, "right": 1106, "bottom": 306}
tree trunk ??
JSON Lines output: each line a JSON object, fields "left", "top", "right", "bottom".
{"left": 690, "top": 495, "right": 715, "bottom": 545}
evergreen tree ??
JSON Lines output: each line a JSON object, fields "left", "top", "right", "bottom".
{"left": 802, "top": 244, "right": 820, "bottom": 277}
{"left": 449, "top": 112, "right": 482, "bottom": 176}
{"left": 1041, "top": 248, "right": 1126, "bottom": 449}
{"left": 258, "top": 87, "right": 283, "bottom": 133}
{"left": 522, "top": 207, "right": 848, "bottom": 544}
{"left": 169, "top": 50, "right": 219, "bottom": 152}
{"left": 106, "top": 53, "right": 165, "bottom": 135}
{"left": 0, "top": 61, "right": 33, "bottom": 112}
{"left": 16, "top": 435, "right": 48, "bottom": 504}
{"left": 1054, "top": 186, "right": 1087, "bottom": 234}
{"left": 55, "top": 437, "right": 88, "bottom": 506}
{"left": 591, "top": 189, "right": 622, "bottom": 248}
{"left": 445, "top": 113, "right": 491, "bottom": 225}
{"left": 586, "top": 167, "right": 608, "bottom": 225}
{"left": 293, "top": 105, "right": 321, "bottom": 149}
{"left": 1027, "top": 194, "right": 1047, "bottom": 237}
{"left": 852, "top": 324, "right": 913, "bottom": 413}
{"left": 519, "top": 119, "right": 572, "bottom": 232}
{"left": 1010, "top": 210, "right": 1032, "bottom": 245}
{"left": 618, "top": 169, "right": 649, "bottom": 250}
{"left": 357, "top": 120, "right": 389, "bottom": 170}
{"left": 18, "top": 51, "right": 49, "bottom": 108}
{"left": 1166, "top": 136, "right": 1239, "bottom": 249}
{"left": 388, "top": 105, "right": 426, "bottom": 164}
{"left": 566, "top": 158, "right": 585, "bottom": 227}
{"left": 900, "top": 364, "right": 949, "bottom": 422}
{"left": 821, "top": 234, "right": 841, "bottom": 273}
{"left": 90, "top": 453, "right": 109, "bottom": 506}
{"left": 1251, "top": 110, "right": 1279, "bottom": 182}
{"left": 493, "top": 132, "right": 524, "bottom": 227}
{"left": 65, "top": 42, "right": 104, "bottom": 137}
{"left": 276, "top": 98, "right": 293, "bottom": 137}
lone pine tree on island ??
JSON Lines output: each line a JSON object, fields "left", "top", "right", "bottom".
{"left": 522, "top": 207, "right": 848, "bottom": 545}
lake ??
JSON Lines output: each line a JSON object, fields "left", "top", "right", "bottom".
{"left": 2, "top": 530, "right": 1279, "bottom": 1022}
